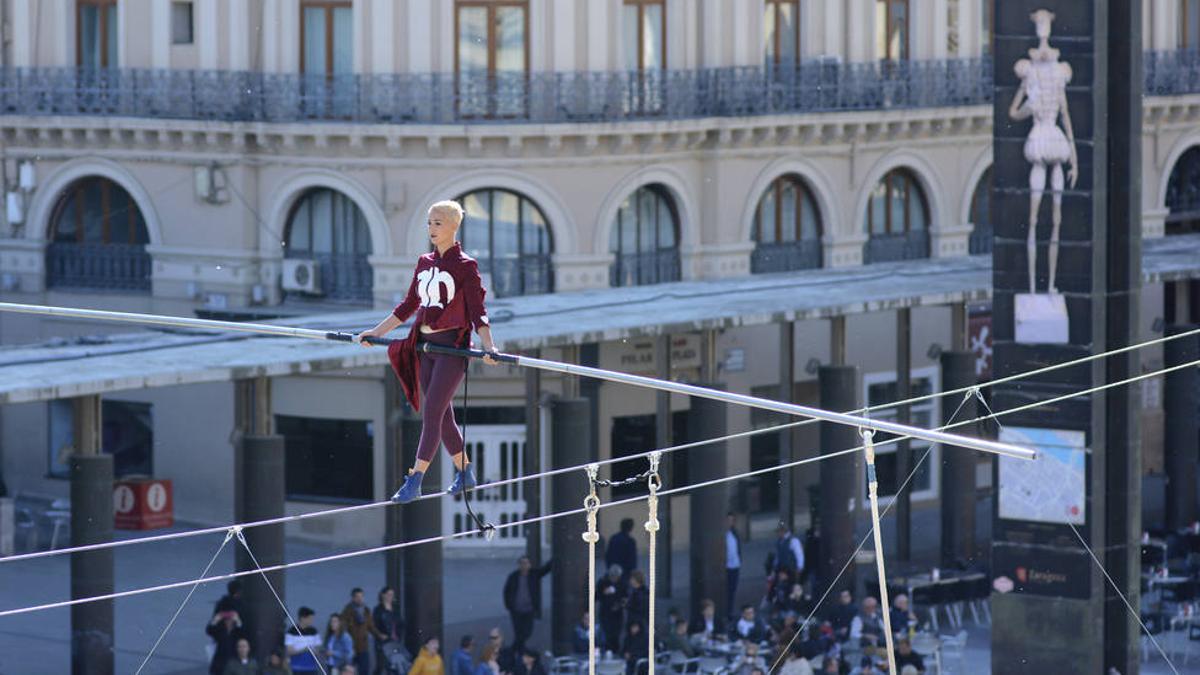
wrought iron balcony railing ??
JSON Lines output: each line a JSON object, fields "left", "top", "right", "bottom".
{"left": 3, "top": 52, "right": 1198, "bottom": 126}
{"left": 750, "top": 240, "right": 823, "bottom": 274}
{"left": 46, "top": 242, "right": 151, "bottom": 292}
{"left": 863, "top": 231, "right": 931, "bottom": 264}
{"left": 610, "top": 250, "right": 682, "bottom": 287}
{"left": 0, "top": 60, "right": 994, "bottom": 125}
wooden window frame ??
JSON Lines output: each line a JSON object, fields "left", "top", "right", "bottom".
{"left": 877, "top": 0, "right": 910, "bottom": 62}
{"left": 765, "top": 0, "right": 801, "bottom": 67}
{"left": 624, "top": 0, "right": 667, "bottom": 71}
{"left": 868, "top": 169, "right": 927, "bottom": 236}
{"left": 299, "top": 0, "right": 351, "bottom": 77}
{"left": 76, "top": 0, "right": 118, "bottom": 68}
{"left": 756, "top": 175, "right": 822, "bottom": 244}
{"left": 453, "top": 1, "right": 531, "bottom": 78}
{"left": 51, "top": 177, "right": 143, "bottom": 245}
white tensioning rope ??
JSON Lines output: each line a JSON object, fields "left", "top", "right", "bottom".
{"left": 2, "top": 355, "right": 1192, "bottom": 619}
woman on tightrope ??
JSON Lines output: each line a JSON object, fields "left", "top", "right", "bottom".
{"left": 356, "top": 200, "right": 500, "bottom": 503}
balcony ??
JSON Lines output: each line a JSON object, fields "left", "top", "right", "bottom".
{"left": 46, "top": 242, "right": 151, "bottom": 292}
{"left": 0, "top": 59, "right": 994, "bottom": 126}
{"left": 863, "top": 231, "right": 931, "bottom": 265}
{"left": 750, "top": 240, "right": 823, "bottom": 274}
{"left": 610, "top": 250, "right": 681, "bottom": 287}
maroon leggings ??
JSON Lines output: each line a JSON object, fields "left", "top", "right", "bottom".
{"left": 416, "top": 330, "right": 466, "bottom": 463}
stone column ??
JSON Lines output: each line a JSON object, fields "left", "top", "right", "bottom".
{"left": 818, "top": 366, "right": 859, "bottom": 595}
{"left": 939, "top": 351, "right": 979, "bottom": 567}
{"left": 894, "top": 308, "right": 912, "bottom": 561}
{"left": 550, "top": 398, "right": 593, "bottom": 654}
{"left": 1165, "top": 325, "right": 1200, "bottom": 529}
{"left": 688, "top": 387, "right": 729, "bottom": 618}
{"left": 70, "top": 394, "right": 113, "bottom": 675}
{"left": 525, "top": 354, "right": 544, "bottom": 565}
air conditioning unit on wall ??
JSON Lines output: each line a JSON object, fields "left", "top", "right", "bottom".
{"left": 281, "top": 259, "right": 321, "bottom": 294}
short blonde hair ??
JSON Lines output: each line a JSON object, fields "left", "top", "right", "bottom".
{"left": 428, "top": 200, "right": 465, "bottom": 225}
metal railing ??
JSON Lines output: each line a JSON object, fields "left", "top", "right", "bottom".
{"left": 483, "top": 254, "right": 553, "bottom": 298}
{"left": 610, "top": 250, "right": 681, "bottom": 287}
{"left": 750, "top": 240, "right": 823, "bottom": 274}
{"left": 46, "top": 242, "right": 151, "bottom": 292}
{"left": 0, "top": 59, "right": 992, "bottom": 125}
{"left": 863, "top": 231, "right": 931, "bottom": 264}
{"left": 968, "top": 224, "right": 994, "bottom": 255}
{"left": 3, "top": 52, "right": 1199, "bottom": 126}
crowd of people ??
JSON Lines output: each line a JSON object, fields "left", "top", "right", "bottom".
{"left": 203, "top": 515, "right": 929, "bottom": 675}
{"left": 205, "top": 582, "right": 405, "bottom": 675}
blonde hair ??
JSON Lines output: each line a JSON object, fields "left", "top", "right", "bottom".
{"left": 428, "top": 200, "right": 465, "bottom": 225}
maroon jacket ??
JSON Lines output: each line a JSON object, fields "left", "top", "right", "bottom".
{"left": 386, "top": 243, "right": 490, "bottom": 409}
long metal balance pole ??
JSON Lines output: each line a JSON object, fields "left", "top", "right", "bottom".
{"left": 0, "top": 302, "right": 1036, "bottom": 461}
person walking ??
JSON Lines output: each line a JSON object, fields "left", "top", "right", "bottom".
{"left": 342, "top": 587, "right": 380, "bottom": 674}
{"left": 725, "top": 512, "right": 742, "bottom": 619}
{"left": 502, "top": 556, "right": 553, "bottom": 652}
{"left": 451, "top": 635, "right": 475, "bottom": 675}
{"left": 605, "top": 519, "right": 638, "bottom": 581}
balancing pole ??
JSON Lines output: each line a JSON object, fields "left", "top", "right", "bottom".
{"left": 0, "top": 302, "right": 1037, "bottom": 462}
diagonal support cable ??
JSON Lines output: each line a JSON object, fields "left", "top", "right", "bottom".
{"left": 135, "top": 528, "right": 237, "bottom": 675}
{"left": 233, "top": 528, "right": 328, "bottom": 675}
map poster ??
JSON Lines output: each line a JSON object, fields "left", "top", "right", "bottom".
{"left": 997, "top": 426, "right": 1087, "bottom": 525}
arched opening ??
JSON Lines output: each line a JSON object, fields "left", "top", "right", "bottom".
{"left": 863, "top": 167, "right": 930, "bottom": 263}
{"left": 969, "top": 166, "right": 993, "bottom": 254}
{"left": 283, "top": 187, "right": 373, "bottom": 301}
{"left": 455, "top": 188, "right": 554, "bottom": 297}
{"left": 47, "top": 176, "right": 151, "bottom": 291}
{"left": 1166, "top": 146, "right": 1200, "bottom": 235}
{"left": 751, "top": 173, "right": 823, "bottom": 273}
{"left": 609, "top": 184, "right": 681, "bottom": 287}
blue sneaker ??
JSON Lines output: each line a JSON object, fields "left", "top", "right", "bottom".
{"left": 391, "top": 471, "right": 424, "bottom": 504}
{"left": 447, "top": 466, "right": 477, "bottom": 495}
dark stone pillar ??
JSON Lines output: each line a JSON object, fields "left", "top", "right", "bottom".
{"left": 550, "top": 398, "right": 593, "bottom": 655}
{"left": 525, "top": 354, "right": 543, "bottom": 565}
{"left": 688, "top": 386, "right": 729, "bottom": 618}
{"left": 402, "top": 417, "right": 442, "bottom": 653}
{"left": 383, "top": 370, "right": 407, "bottom": 602}
{"left": 655, "top": 335, "right": 672, "bottom": 598}
{"left": 1165, "top": 325, "right": 1200, "bottom": 530}
{"left": 939, "top": 351, "right": 978, "bottom": 568}
{"left": 237, "top": 435, "right": 286, "bottom": 661}
{"left": 71, "top": 449, "right": 114, "bottom": 675}
{"left": 779, "top": 322, "right": 797, "bottom": 530}
{"left": 894, "top": 308, "right": 912, "bottom": 561}
{"left": 990, "top": 1, "right": 1141, "bottom": 671}
{"left": 818, "top": 366, "right": 858, "bottom": 595}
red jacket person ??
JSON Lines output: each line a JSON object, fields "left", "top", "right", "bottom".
{"left": 355, "top": 200, "right": 500, "bottom": 503}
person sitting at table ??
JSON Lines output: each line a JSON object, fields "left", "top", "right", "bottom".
{"left": 889, "top": 595, "right": 918, "bottom": 638}
{"left": 827, "top": 590, "right": 857, "bottom": 643}
{"left": 688, "top": 599, "right": 726, "bottom": 641}
{"left": 621, "top": 620, "right": 649, "bottom": 675}
{"left": 770, "top": 612, "right": 799, "bottom": 651}
{"left": 777, "top": 646, "right": 814, "bottom": 675}
{"left": 663, "top": 619, "right": 696, "bottom": 658}
{"left": 732, "top": 641, "right": 767, "bottom": 675}
{"left": 893, "top": 638, "right": 925, "bottom": 673}
{"left": 512, "top": 649, "right": 547, "bottom": 675}
{"left": 848, "top": 598, "right": 885, "bottom": 655}
{"left": 572, "top": 612, "right": 606, "bottom": 657}
{"left": 798, "top": 623, "right": 833, "bottom": 662}
{"left": 730, "top": 605, "right": 768, "bottom": 644}
{"left": 849, "top": 655, "right": 880, "bottom": 675}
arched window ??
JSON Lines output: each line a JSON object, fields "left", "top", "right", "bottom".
{"left": 863, "top": 168, "right": 930, "bottom": 263}
{"left": 609, "top": 184, "right": 680, "bottom": 287}
{"left": 968, "top": 166, "right": 993, "bottom": 254}
{"left": 47, "top": 176, "right": 151, "bottom": 291}
{"left": 751, "top": 174, "right": 823, "bottom": 273}
{"left": 284, "top": 188, "right": 373, "bottom": 301}
{"left": 1166, "top": 146, "right": 1200, "bottom": 235}
{"left": 456, "top": 188, "right": 553, "bottom": 297}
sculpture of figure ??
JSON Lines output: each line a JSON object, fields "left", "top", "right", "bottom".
{"left": 1007, "top": 9, "right": 1078, "bottom": 295}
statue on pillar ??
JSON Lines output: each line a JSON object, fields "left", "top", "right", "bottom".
{"left": 1008, "top": 9, "right": 1077, "bottom": 343}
